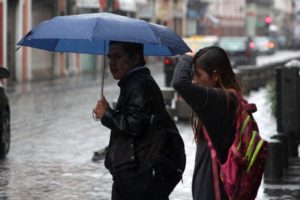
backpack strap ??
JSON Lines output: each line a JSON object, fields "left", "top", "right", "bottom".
{"left": 234, "top": 94, "right": 257, "bottom": 114}
{"left": 202, "top": 92, "right": 257, "bottom": 200}
{"left": 243, "top": 102, "right": 257, "bottom": 113}
{"left": 202, "top": 127, "right": 221, "bottom": 200}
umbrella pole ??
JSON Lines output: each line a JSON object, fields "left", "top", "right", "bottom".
{"left": 100, "top": 55, "right": 106, "bottom": 97}
{"left": 100, "top": 42, "right": 107, "bottom": 97}
{"left": 93, "top": 54, "right": 106, "bottom": 121}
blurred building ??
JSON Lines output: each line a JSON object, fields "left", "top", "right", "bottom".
{"left": 185, "top": 0, "right": 214, "bottom": 36}
{"left": 1, "top": 0, "right": 296, "bottom": 82}
{"left": 272, "top": 0, "right": 293, "bottom": 47}
{"left": 6, "top": 0, "right": 32, "bottom": 82}
{"left": 136, "top": 0, "right": 186, "bottom": 36}
{"left": 5, "top": 0, "right": 66, "bottom": 82}
{"left": 206, "top": 0, "right": 245, "bottom": 36}
{"left": 4, "top": 0, "right": 140, "bottom": 82}
{"left": 135, "top": 0, "right": 152, "bottom": 21}
{"left": 293, "top": 0, "right": 300, "bottom": 48}
{"left": 99, "top": 0, "right": 137, "bottom": 17}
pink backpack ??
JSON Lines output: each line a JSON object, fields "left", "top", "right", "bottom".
{"left": 203, "top": 95, "right": 268, "bottom": 200}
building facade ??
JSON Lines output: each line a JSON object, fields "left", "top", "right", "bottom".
{"left": 3, "top": 0, "right": 139, "bottom": 82}
{"left": 206, "top": 0, "right": 245, "bottom": 36}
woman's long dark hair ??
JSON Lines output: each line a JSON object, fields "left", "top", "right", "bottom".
{"left": 191, "top": 46, "right": 242, "bottom": 143}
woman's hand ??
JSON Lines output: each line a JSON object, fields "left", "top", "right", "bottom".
{"left": 186, "top": 51, "right": 196, "bottom": 57}
{"left": 93, "top": 96, "right": 109, "bottom": 119}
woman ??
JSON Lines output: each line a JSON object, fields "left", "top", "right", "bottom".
{"left": 172, "top": 46, "right": 242, "bottom": 200}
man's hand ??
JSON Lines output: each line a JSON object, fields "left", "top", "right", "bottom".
{"left": 93, "top": 96, "right": 109, "bottom": 120}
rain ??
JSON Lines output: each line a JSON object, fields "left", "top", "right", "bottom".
{"left": 0, "top": 0, "right": 300, "bottom": 199}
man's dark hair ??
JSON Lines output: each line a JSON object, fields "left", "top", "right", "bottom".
{"left": 109, "top": 41, "right": 146, "bottom": 66}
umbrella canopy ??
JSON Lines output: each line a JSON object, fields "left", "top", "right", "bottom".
{"left": 17, "top": 12, "right": 191, "bottom": 56}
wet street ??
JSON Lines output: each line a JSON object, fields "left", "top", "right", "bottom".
{"left": 3, "top": 75, "right": 116, "bottom": 200}
{"left": 1, "top": 63, "right": 196, "bottom": 200}
{"left": 1, "top": 62, "right": 299, "bottom": 199}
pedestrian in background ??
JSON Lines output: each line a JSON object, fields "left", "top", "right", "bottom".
{"left": 93, "top": 41, "right": 185, "bottom": 200}
{"left": 172, "top": 46, "right": 242, "bottom": 200}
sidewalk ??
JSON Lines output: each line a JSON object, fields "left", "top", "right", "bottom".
{"left": 261, "top": 157, "right": 300, "bottom": 200}
{"left": 6, "top": 60, "right": 164, "bottom": 97}
{"left": 247, "top": 88, "right": 300, "bottom": 200}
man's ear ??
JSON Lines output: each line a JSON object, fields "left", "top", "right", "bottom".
{"left": 132, "top": 54, "right": 140, "bottom": 66}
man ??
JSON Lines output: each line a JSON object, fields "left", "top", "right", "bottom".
{"left": 93, "top": 41, "right": 185, "bottom": 200}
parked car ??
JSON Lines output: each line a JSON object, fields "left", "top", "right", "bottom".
{"left": 0, "top": 67, "right": 10, "bottom": 159}
{"left": 216, "top": 37, "right": 257, "bottom": 67}
{"left": 254, "top": 36, "right": 276, "bottom": 55}
{"left": 163, "top": 35, "right": 218, "bottom": 86}
{"left": 163, "top": 56, "right": 179, "bottom": 87}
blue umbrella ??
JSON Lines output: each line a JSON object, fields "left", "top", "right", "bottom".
{"left": 17, "top": 12, "right": 191, "bottom": 105}
{"left": 17, "top": 12, "right": 191, "bottom": 56}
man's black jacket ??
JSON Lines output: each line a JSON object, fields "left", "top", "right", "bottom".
{"left": 101, "top": 67, "right": 172, "bottom": 174}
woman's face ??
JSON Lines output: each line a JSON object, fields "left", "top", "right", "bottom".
{"left": 193, "top": 65, "right": 217, "bottom": 87}
{"left": 107, "top": 44, "right": 136, "bottom": 80}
